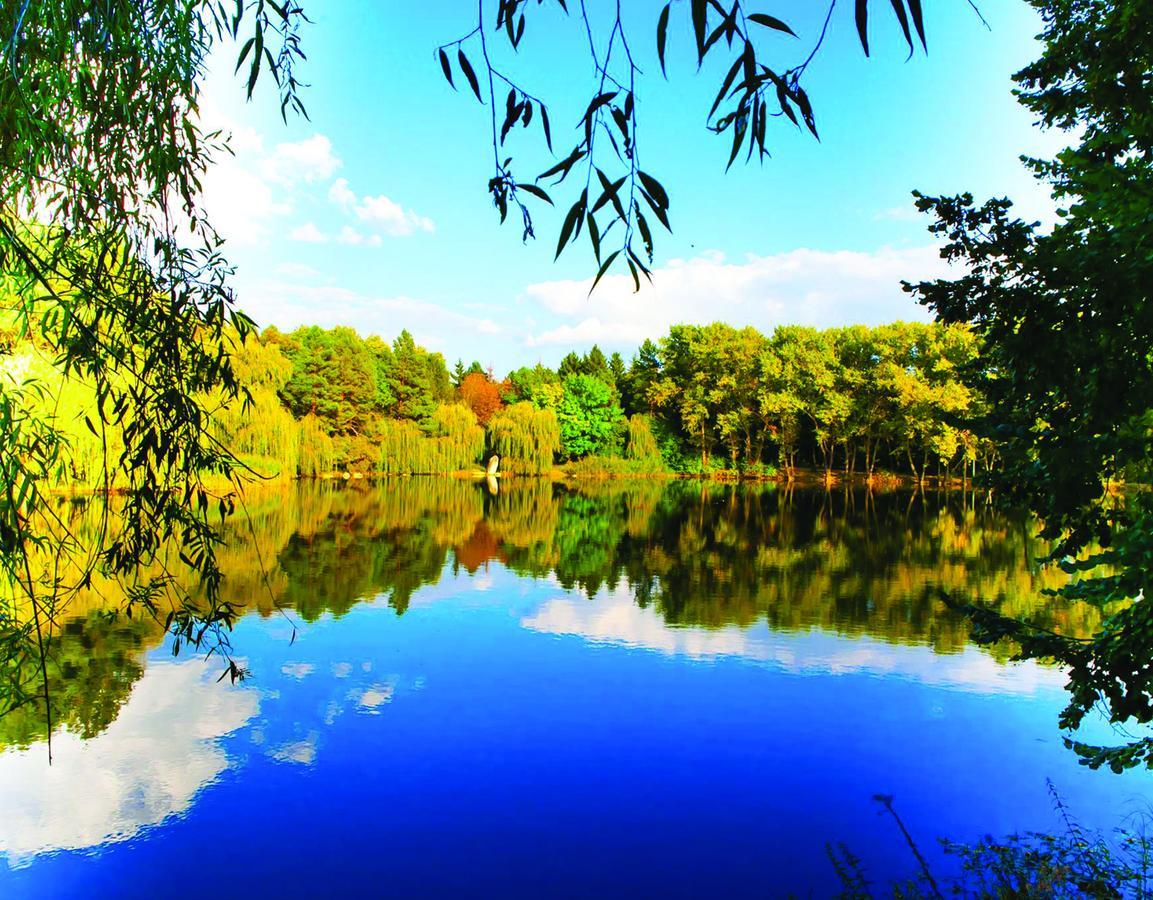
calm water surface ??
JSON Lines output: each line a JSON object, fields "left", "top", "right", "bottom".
{"left": 0, "top": 479, "right": 1147, "bottom": 897}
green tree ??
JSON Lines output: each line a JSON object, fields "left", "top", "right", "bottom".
{"left": 770, "top": 326, "right": 847, "bottom": 477}
{"left": 452, "top": 359, "right": 467, "bottom": 388}
{"left": 557, "top": 351, "right": 584, "bottom": 379}
{"left": 624, "top": 339, "right": 663, "bottom": 417}
{"left": 280, "top": 326, "right": 376, "bottom": 436}
{"left": 756, "top": 346, "right": 804, "bottom": 477}
{"left": 608, "top": 352, "right": 627, "bottom": 388}
{"left": 909, "top": 0, "right": 1153, "bottom": 770}
{"left": 504, "top": 364, "right": 560, "bottom": 407}
{"left": 377, "top": 330, "right": 452, "bottom": 424}
{"left": 556, "top": 374, "right": 624, "bottom": 460}
{"left": 584, "top": 345, "right": 611, "bottom": 384}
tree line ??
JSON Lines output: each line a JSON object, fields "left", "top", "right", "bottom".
{"left": 1, "top": 317, "right": 988, "bottom": 483}
{"left": 244, "top": 318, "right": 986, "bottom": 481}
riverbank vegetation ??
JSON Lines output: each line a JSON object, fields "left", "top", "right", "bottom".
{"left": 1, "top": 316, "right": 988, "bottom": 486}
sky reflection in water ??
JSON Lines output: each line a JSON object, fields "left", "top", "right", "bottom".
{"left": 0, "top": 480, "right": 1148, "bottom": 898}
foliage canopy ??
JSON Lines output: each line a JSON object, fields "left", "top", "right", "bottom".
{"left": 909, "top": 0, "right": 1153, "bottom": 771}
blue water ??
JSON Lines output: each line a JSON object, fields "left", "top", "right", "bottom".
{"left": 2, "top": 560, "right": 1147, "bottom": 898}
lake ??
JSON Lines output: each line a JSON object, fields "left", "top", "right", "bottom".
{"left": 0, "top": 478, "right": 1147, "bottom": 897}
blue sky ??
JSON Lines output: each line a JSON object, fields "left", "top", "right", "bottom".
{"left": 200, "top": 0, "right": 1062, "bottom": 371}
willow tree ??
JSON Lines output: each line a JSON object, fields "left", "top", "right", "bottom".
{"left": 488, "top": 402, "right": 561, "bottom": 474}
{"left": 378, "top": 403, "right": 485, "bottom": 474}
{"left": 624, "top": 415, "right": 661, "bottom": 463}
{"left": 0, "top": 1, "right": 308, "bottom": 712}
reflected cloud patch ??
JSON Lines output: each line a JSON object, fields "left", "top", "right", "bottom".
{"left": 522, "top": 584, "right": 1065, "bottom": 696}
{"left": 269, "top": 733, "right": 319, "bottom": 766}
{"left": 355, "top": 682, "right": 396, "bottom": 714}
{"left": 0, "top": 660, "right": 259, "bottom": 862}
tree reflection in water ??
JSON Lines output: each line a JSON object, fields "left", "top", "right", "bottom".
{"left": 0, "top": 478, "right": 1097, "bottom": 750}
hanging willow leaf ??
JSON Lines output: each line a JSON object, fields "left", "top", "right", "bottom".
{"left": 691, "top": 0, "right": 708, "bottom": 62}
{"left": 888, "top": 0, "right": 913, "bottom": 53}
{"left": 637, "top": 171, "right": 669, "bottom": 212}
{"left": 555, "top": 191, "right": 587, "bottom": 259}
{"left": 656, "top": 3, "right": 671, "bottom": 76}
{"left": 855, "top": 0, "right": 870, "bottom": 56}
{"left": 516, "top": 183, "right": 553, "bottom": 204}
{"left": 748, "top": 13, "right": 796, "bottom": 37}
{"left": 458, "top": 49, "right": 482, "bottom": 102}
{"left": 438, "top": 48, "right": 455, "bottom": 88}
{"left": 589, "top": 249, "right": 622, "bottom": 293}
{"left": 540, "top": 104, "right": 553, "bottom": 150}
{"left": 908, "top": 0, "right": 927, "bottom": 50}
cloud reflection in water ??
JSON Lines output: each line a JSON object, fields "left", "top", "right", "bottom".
{"left": 0, "top": 660, "right": 259, "bottom": 863}
{"left": 522, "top": 582, "right": 1065, "bottom": 696}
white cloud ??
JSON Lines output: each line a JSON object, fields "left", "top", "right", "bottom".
{"left": 261, "top": 134, "right": 341, "bottom": 185}
{"left": 327, "top": 177, "right": 435, "bottom": 240}
{"left": 289, "top": 221, "right": 328, "bottom": 244}
{"left": 199, "top": 152, "right": 290, "bottom": 246}
{"left": 338, "top": 225, "right": 365, "bottom": 245}
{"left": 356, "top": 683, "right": 396, "bottom": 714}
{"left": 275, "top": 261, "right": 321, "bottom": 280}
{"left": 522, "top": 245, "right": 950, "bottom": 348}
{"left": 355, "top": 194, "right": 436, "bottom": 237}
{"left": 236, "top": 281, "right": 502, "bottom": 351}
{"left": 269, "top": 733, "right": 319, "bottom": 766}
{"left": 198, "top": 127, "right": 341, "bottom": 246}
{"left": 0, "top": 660, "right": 259, "bottom": 861}
{"left": 197, "top": 117, "right": 430, "bottom": 247}
{"left": 874, "top": 204, "right": 922, "bottom": 222}
{"left": 328, "top": 177, "right": 356, "bottom": 210}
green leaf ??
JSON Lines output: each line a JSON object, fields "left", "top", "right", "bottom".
{"left": 587, "top": 211, "right": 602, "bottom": 262}
{"left": 691, "top": 0, "right": 708, "bottom": 62}
{"left": 887, "top": 0, "right": 913, "bottom": 53}
{"left": 855, "top": 0, "right": 870, "bottom": 56}
{"left": 438, "top": 48, "right": 455, "bottom": 88}
{"left": 657, "top": 4, "right": 671, "bottom": 76}
{"left": 638, "top": 171, "right": 669, "bottom": 210}
{"left": 555, "top": 196, "right": 585, "bottom": 259}
{"left": 516, "top": 183, "right": 553, "bottom": 205}
{"left": 748, "top": 13, "right": 796, "bottom": 37}
{"left": 458, "top": 50, "right": 483, "bottom": 103}
{"left": 589, "top": 249, "right": 622, "bottom": 294}
{"left": 540, "top": 104, "right": 553, "bottom": 150}
{"left": 234, "top": 37, "right": 256, "bottom": 74}
{"left": 709, "top": 52, "right": 745, "bottom": 120}
{"left": 907, "top": 0, "right": 927, "bottom": 51}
